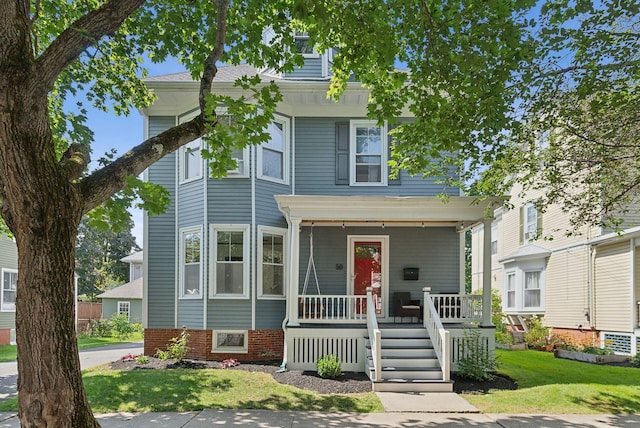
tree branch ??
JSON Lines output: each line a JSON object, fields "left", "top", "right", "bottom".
{"left": 35, "top": 0, "right": 146, "bottom": 93}
{"left": 59, "top": 143, "right": 90, "bottom": 180}
{"left": 81, "top": 0, "right": 231, "bottom": 213}
{"left": 80, "top": 116, "right": 206, "bottom": 212}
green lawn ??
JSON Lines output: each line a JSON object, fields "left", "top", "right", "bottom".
{"left": 0, "top": 365, "right": 383, "bottom": 413}
{"left": 463, "top": 349, "right": 640, "bottom": 414}
{"left": 0, "top": 332, "right": 144, "bottom": 362}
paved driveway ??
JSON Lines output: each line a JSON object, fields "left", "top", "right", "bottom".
{"left": 0, "top": 342, "right": 143, "bottom": 400}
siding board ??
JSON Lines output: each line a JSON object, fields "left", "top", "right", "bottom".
{"left": 594, "top": 242, "right": 632, "bottom": 332}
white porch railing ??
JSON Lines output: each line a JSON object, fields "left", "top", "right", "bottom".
{"left": 423, "top": 287, "right": 450, "bottom": 382}
{"left": 365, "top": 287, "right": 382, "bottom": 381}
{"left": 431, "top": 294, "right": 482, "bottom": 323}
{"left": 297, "top": 295, "right": 368, "bottom": 323}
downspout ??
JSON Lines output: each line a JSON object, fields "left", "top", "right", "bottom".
{"left": 174, "top": 117, "right": 179, "bottom": 329}
{"left": 202, "top": 141, "right": 208, "bottom": 330}
{"left": 251, "top": 145, "right": 256, "bottom": 331}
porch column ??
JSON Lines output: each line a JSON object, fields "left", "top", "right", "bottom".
{"left": 481, "top": 218, "right": 493, "bottom": 327}
{"left": 287, "top": 217, "right": 302, "bottom": 326}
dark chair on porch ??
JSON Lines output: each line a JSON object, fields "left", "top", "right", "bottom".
{"left": 393, "top": 292, "right": 422, "bottom": 323}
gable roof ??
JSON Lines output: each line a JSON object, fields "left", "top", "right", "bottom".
{"left": 120, "top": 250, "right": 143, "bottom": 264}
{"left": 96, "top": 277, "right": 143, "bottom": 300}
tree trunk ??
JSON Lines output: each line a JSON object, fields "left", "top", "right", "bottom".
{"left": 0, "top": 74, "right": 100, "bottom": 428}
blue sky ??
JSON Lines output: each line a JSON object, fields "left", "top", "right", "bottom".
{"left": 83, "top": 58, "right": 185, "bottom": 248}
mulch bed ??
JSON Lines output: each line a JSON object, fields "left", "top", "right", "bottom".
{"left": 110, "top": 356, "right": 517, "bottom": 395}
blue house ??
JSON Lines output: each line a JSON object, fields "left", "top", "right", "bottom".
{"left": 142, "top": 51, "right": 498, "bottom": 391}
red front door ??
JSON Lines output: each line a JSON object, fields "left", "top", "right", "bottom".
{"left": 353, "top": 241, "right": 382, "bottom": 315}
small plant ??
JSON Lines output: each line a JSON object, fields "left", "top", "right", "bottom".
{"left": 259, "top": 349, "right": 277, "bottom": 358}
{"left": 221, "top": 358, "right": 240, "bottom": 368}
{"left": 86, "top": 318, "right": 112, "bottom": 337}
{"left": 581, "top": 346, "right": 614, "bottom": 356}
{"left": 167, "top": 326, "right": 190, "bottom": 361}
{"left": 135, "top": 355, "right": 149, "bottom": 364}
{"left": 155, "top": 349, "right": 169, "bottom": 361}
{"left": 524, "top": 316, "right": 550, "bottom": 349}
{"left": 317, "top": 354, "right": 342, "bottom": 379}
{"left": 457, "top": 329, "right": 498, "bottom": 381}
{"left": 110, "top": 313, "right": 136, "bottom": 340}
{"left": 632, "top": 353, "right": 640, "bottom": 367}
{"left": 495, "top": 330, "right": 514, "bottom": 345}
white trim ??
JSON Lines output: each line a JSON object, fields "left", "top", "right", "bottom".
{"left": 209, "top": 224, "right": 251, "bottom": 299}
{"left": 346, "top": 235, "right": 390, "bottom": 320}
{"left": 251, "top": 144, "right": 256, "bottom": 329}
{"left": 117, "top": 301, "right": 131, "bottom": 322}
{"left": 178, "top": 226, "right": 204, "bottom": 299}
{"left": 349, "top": 120, "right": 387, "bottom": 187}
{"left": 179, "top": 138, "right": 203, "bottom": 184}
{"left": 211, "top": 330, "right": 249, "bottom": 354}
{"left": 0, "top": 268, "right": 17, "bottom": 313}
{"left": 257, "top": 226, "right": 288, "bottom": 300}
{"left": 258, "top": 115, "right": 290, "bottom": 184}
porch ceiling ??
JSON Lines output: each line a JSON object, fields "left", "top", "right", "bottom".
{"left": 275, "top": 195, "right": 504, "bottom": 228}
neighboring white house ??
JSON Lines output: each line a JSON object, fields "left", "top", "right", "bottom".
{"left": 97, "top": 251, "right": 143, "bottom": 324}
{"left": 0, "top": 235, "right": 17, "bottom": 345}
{"left": 472, "top": 185, "right": 640, "bottom": 355}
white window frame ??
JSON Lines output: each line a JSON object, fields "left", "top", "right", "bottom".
{"left": 210, "top": 224, "right": 250, "bottom": 299}
{"left": 211, "top": 330, "right": 249, "bottom": 353}
{"left": 349, "top": 120, "right": 388, "bottom": 186}
{"left": 294, "top": 30, "right": 320, "bottom": 58}
{"left": 117, "top": 301, "right": 131, "bottom": 321}
{"left": 505, "top": 272, "right": 516, "bottom": 309}
{"left": 491, "top": 222, "right": 498, "bottom": 255}
{"left": 523, "top": 269, "right": 543, "bottom": 309}
{"left": 179, "top": 226, "right": 203, "bottom": 299}
{"left": 258, "top": 226, "right": 287, "bottom": 300}
{"left": 523, "top": 202, "right": 538, "bottom": 243}
{"left": 258, "top": 115, "right": 290, "bottom": 185}
{"left": 218, "top": 109, "right": 250, "bottom": 178}
{"left": 1, "top": 269, "right": 17, "bottom": 312}
{"left": 179, "top": 138, "right": 203, "bottom": 184}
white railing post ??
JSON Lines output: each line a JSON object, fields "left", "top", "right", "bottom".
{"left": 366, "top": 287, "right": 381, "bottom": 381}
{"left": 422, "top": 286, "right": 431, "bottom": 327}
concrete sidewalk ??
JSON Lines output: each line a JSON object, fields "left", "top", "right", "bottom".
{"left": 2, "top": 411, "right": 640, "bottom": 427}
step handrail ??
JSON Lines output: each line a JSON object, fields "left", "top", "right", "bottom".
{"left": 423, "top": 287, "right": 450, "bottom": 382}
{"left": 366, "top": 287, "right": 382, "bottom": 381}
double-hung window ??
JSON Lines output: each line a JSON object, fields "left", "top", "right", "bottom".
{"left": 491, "top": 223, "right": 498, "bottom": 255}
{"left": 258, "top": 116, "right": 289, "bottom": 184}
{"left": 180, "top": 227, "right": 202, "bottom": 298}
{"left": 258, "top": 226, "right": 286, "bottom": 299}
{"left": 180, "top": 139, "right": 203, "bottom": 183}
{"left": 506, "top": 272, "right": 516, "bottom": 309}
{"left": 524, "top": 271, "right": 542, "bottom": 308}
{"left": 210, "top": 225, "right": 250, "bottom": 298}
{"left": 350, "top": 120, "right": 387, "bottom": 186}
{"left": 521, "top": 202, "right": 541, "bottom": 244}
{"left": 294, "top": 31, "right": 318, "bottom": 57}
{"left": 118, "top": 301, "right": 131, "bottom": 321}
{"left": 219, "top": 113, "right": 249, "bottom": 177}
{"left": 1, "top": 269, "right": 17, "bottom": 312}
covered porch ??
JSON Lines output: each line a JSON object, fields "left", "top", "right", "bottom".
{"left": 275, "top": 195, "right": 499, "bottom": 388}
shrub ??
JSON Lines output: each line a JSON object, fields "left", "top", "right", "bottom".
{"left": 86, "top": 318, "right": 112, "bottom": 337}
{"left": 135, "top": 355, "right": 149, "bottom": 364}
{"left": 495, "top": 330, "right": 514, "bottom": 345}
{"left": 167, "top": 327, "right": 190, "bottom": 361}
{"left": 110, "top": 313, "right": 136, "bottom": 340}
{"left": 317, "top": 354, "right": 342, "bottom": 379}
{"left": 632, "top": 353, "right": 640, "bottom": 366}
{"left": 581, "top": 346, "right": 614, "bottom": 356}
{"left": 155, "top": 349, "right": 169, "bottom": 361}
{"left": 457, "top": 329, "right": 498, "bottom": 381}
{"left": 524, "top": 316, "right": 549, "bottom": 348}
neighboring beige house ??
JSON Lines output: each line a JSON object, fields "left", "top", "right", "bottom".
{"left": 97, "top": 251, "right": 143, "bottom": 323}
{"left": 472, "top": 185, "right": 640, "bottom": 355}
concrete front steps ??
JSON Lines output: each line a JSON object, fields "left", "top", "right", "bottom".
{"left": 366, "top": 326, "right": 453, "bottom": 393}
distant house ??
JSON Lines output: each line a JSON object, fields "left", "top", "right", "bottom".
{"left": 97, "top": 251, "right": 143, "bottom": 323}
{"left": 0, "top": 235, "right": 17, "bottom": 344}
{"left": 472, "top": 183, "right": 640, "bottom": 355}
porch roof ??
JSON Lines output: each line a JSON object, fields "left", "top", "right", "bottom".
{"left": 275, "top": 195, "right": 503, "bottom": 228}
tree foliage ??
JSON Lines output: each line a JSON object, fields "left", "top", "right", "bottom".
{"left": 75, "top": 216, "right": 139, "bottom": 300}
{"left": 485, "top": 0, "right": 640, "bottom": 232}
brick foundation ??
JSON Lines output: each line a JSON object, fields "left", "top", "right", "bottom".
{"left": 551, "top": 327, "right": 600, "bottom": 348}
{"left": 0, "top": 329, "right": 10, "bottom": 345}
{"left": 144, "top": 328, "right": 284, "bottom": 362}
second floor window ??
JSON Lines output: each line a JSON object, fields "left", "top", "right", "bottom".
{"left": 181, "top": 139, "right": 202, "bottom": 183}
{"left": 520, "top": 202, "right": 542, "bottom": 244}
{"left": 259, "top": 117, "right": 289, "bottom": 184}
{"left": 350, "top": 120, "right": 387, "bottom": 186}
{"left": 491, "top": 223, "right": 498, "bottom": 255}
{"left": 294, "top": 31, "right": 317, "bottom": 57}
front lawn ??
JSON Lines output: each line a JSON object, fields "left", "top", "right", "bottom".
{"left": 0, "top": 364, "right": 383, "bottom": 413}
{"left": 0, "top": 332, "right": 144, "bottom": 362}
{"left": 464, "top": 349, "right": 640, "bottom": 414}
